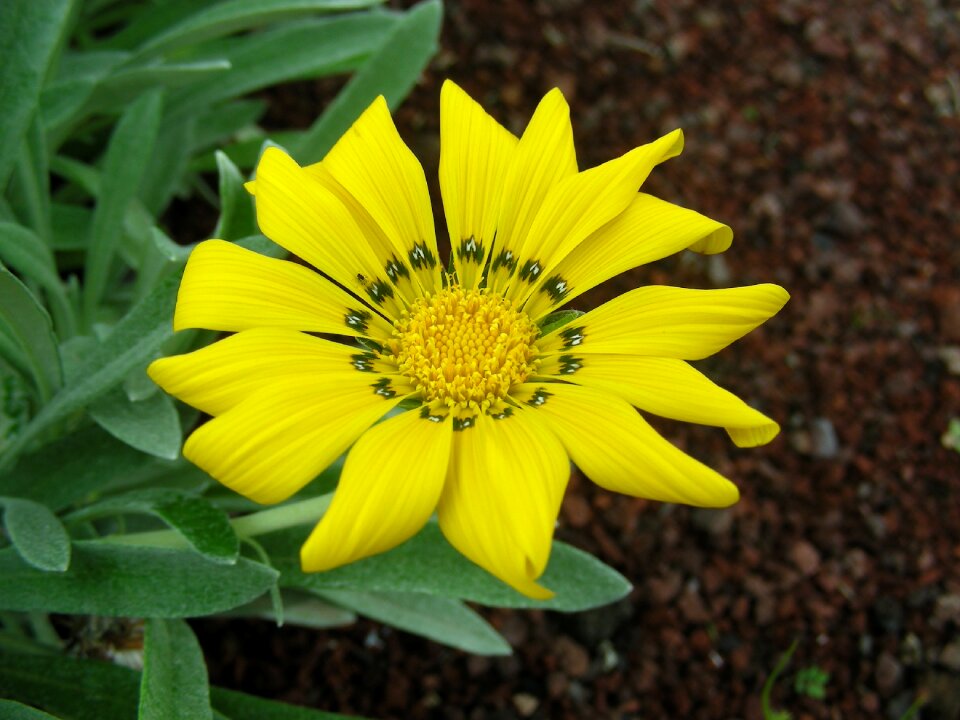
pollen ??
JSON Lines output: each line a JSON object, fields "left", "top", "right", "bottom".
{"left": 389, "top": 286, "right": 539, "bottom": 409}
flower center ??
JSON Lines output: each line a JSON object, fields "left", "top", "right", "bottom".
{"left": 390, "top": 286, "right": 538, "bottom": 409}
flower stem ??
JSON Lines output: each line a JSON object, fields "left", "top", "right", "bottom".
{"left": 105, "top": 493, "right": 332, "bottom": 549}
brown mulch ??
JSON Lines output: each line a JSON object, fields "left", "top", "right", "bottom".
{"left": 196, "top": 1, "right": 960, "bottom": 718}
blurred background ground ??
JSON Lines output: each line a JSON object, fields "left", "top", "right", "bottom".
{"left": 196, "top": 1, "right": 960, "bottom": 718}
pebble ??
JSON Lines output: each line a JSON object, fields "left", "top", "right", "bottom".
{"left": 940, "top": 641, "right": 960, "bottom": 672}
{"left": 875, "top": 651, "right": 902, "bottom": 696}
{"left": 512, "top": 693, "right": 539, "bottom": 717}
{"left": 810, "top": 417, "right": 840, "bottom": 459}
{"left": 790, "top": 540, "right": 822, "bottom": 576}
{"left": 553, "top": 636, "right": 590, "bottom": 678}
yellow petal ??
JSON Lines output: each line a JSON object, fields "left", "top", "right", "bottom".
{"left": 506, "top": 130, "right": 684, "bottom": 304}
{"left": 148, "top": 328, "right": 387, "bottom": 417}
{"left": 536, "top": 354, "right": 779, "bottom": 447}
{"left": 514, "top": 382, "right": 739, "bottom": 507}
{"left": 439, "top": 80, "right": 518, "bottom": 289}
{"left": 523, "top": 193, "right": 732, "bottom": 319}
{"left": 322, "top": 95, "right": 441, "bottom": 293}
{"left": 253, "top": 147, "right": 405, "bottom": 318}
{"left": 183, "top": 375, "right": 409, "bottom": 504}
{"left": 300, "top": 409, "right": 453, "bottom": 572}
{"left": 488, "top": 88, "right": 577, "bottom": 293}
{"left": 173, "top": 240, "right": 394, "bottom": 339}
{"left": 538, "top": 284, "right": 789, "bottom": 359}
{"left": 437, "top": 409, "right": 569, "bottom": 599}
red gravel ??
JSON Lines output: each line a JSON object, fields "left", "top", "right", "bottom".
{"left": 197, "top": 1, "right": 960, "bottom": 718}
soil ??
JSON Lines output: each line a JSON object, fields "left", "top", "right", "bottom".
{"left": 195, "top": 1, "right": 960, "bottom": 718}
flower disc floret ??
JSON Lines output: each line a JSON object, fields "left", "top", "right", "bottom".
{"left": 390, "top": 287, "right": 538, "bottom": 409}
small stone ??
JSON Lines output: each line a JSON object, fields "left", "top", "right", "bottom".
{"left": 875, "top": 651, "right": 902, "bottom": 696}
{"left": 810, "top": 417, "right": 840, "bottom": 459}
{"left": 553, "top": 635, "right": 590, "bottom": 678}
{"left": 940, "top": 641, "right": 960, "bottom": 672}
{"left": 512, "top": 693, "right": 539, "bottom": 717}
{"left": 933, "top": 594, "right": 960, "bottom": 629}
{"left": 901, "top": 633, "right": 924, "bottom": 666}
{"left": 790, "top": 540, "right": 822, "bottom": 576}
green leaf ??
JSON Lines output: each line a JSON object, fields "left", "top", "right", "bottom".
{"left": 3, "top": 273, "right": 179, "bottom": 466}
{"left": 0, "top": 222, "right": 74, "bottom": 339}
{"left": 0, "top": 366, "right": 31, "bottom": 453}
{"left": 263, "top": 522, "right": 632, "bottom": 612}
{"left": 0, "top": 541, "right": 277, "bottom": 617}
{"left": 0, "top": 700, "right": 62, "bottom": 720}
{"left": 165, "top": 14, "right": 397, "bottom": 123}
{"left": 0, "top": 0, "right": 74, "bottom": 187}
{"left": 0, "top": 266, "right": 62, "bottom": 403}
{"left": 213, "top": 151, "right": 256, "bottom": 240}
{"left": 83, "top": 89, "right": 163, "bottom": 320}
{"left": 139, "top": 619, "right": 212, "bottom": 720}
{"left": 0, "top": 651, "right": 367, "bottom": 720}
{"left": 222, "top": 590, "right": 356, "bottom": 629}
{"left": 89, "top": 386, "right": 181, "bottom": 459}
{"left": 295, "top": 0, "right": 442, "bottom": 162}
{"left": 0, "top": 497, "right": 71, "bottom": 572}
{"left": 135, "top": 0, "right": 386, "bottom": 59}
{"left": 40, "top": 50, "right": 129, "bottom": 140}
{"left": 0, "top": 424, "right": 165, "bottom": 511}
{"left": 89, "top": 60, "right": 231, "bottom": 114}
{"left": 190, "top": 98, "right": 266, "bottom": 152}
{"left": 319, "top": 589, "right": 511, "bottom": 656}
{"left": 69, "top": 489, "right": 238, "bottom": 564}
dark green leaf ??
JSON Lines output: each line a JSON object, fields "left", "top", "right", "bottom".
{"left": 0, "top": 266, "right": 62, "bottom": 403}
{"left": 0, "top": 497, "right": 71, "bottom": 572}
{"left": 0, "top": 424, "right": 165, "bottom": 511}
{"left": 0, "top": 541, "right": 277, "bottom": 617}
{"left": 0, "top": 222, "right": 74, "bottom": 338}
{"left": 3, "top": 274, "right": 179, "bottom": 465}
{"left": 213, "top": 151, "right": 256, "bottom": 240}
{"left": 139, "top": 619, "right": 211, "bottom": 720}
{"left": 68, "top": 489, "right": 238, "bottom": 564}
{"left": 40, "top": 50, "right": 129, "bottom": 140}
{"left": 89, "top": 386, "right": 181, "bottom": 460}
{"left": 295, "top": 0, "right": 442, "bottom": 162}
{"left": 319, "top": 589, "right": 511, "bottom": 655}
{"left": 89, "top": 60, "right": 230, "bottom": 114}
{"left": 135, "top": 0, "right": 386, "bottom": 59}
{"left": 165, "top": 14, "right": 396, "bottom": 122}
{"left": 0, "top": 700, "right": 62, "bottom": 720}
{"left": 263, "top": 522, "right": 632, "bottom": 612}
{"left": 0, "top": 0, "right": 73, "bottom": 187}
{"left": 0, "top": 651, "right": 366, "bottom": 720}
{"left": 83, "top": 89, "right": 163, "bottom": 319}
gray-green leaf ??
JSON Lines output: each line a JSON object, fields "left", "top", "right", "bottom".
{"left": 295, "top": 0, "right": 442, "bottom": 162}
{"left": 89, "top": 386, "right": 181, "bottom": 460}
{"left": 139, "top": 619, "right": 212, "bottom": 720}
{"left": 0, "top": 497, "right": 71, "bottom": 572}
{"left": 0, "top": 542, "right": 276, "bottom": 617}
{"left": 0, "top": 265, "right": 62, "bottom": 403}
{"left": 69, "top": 489, "right": 238, "bottom": 564}
{"left": 0, "top": 0, "right": 73, "bottom": 187}
{"left": 318, "top": 589, "right": 511, "bottom": 655}
{"left": 263, "top": 522, "right": 632, "bottom": 612}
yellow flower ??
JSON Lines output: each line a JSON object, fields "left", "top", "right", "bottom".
{"left": 148, "top": 81, "right": 788, "bottom": 599}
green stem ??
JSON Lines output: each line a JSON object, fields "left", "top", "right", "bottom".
{"left": 105, "top": 493, "right": 332, "bottom": 549}
{"left": 761, "top": 639, "right": 798, "bottom": 720}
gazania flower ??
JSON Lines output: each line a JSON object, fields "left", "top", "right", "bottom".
{"left": 148, "top": 81, "right": 788, "bottom": 598}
